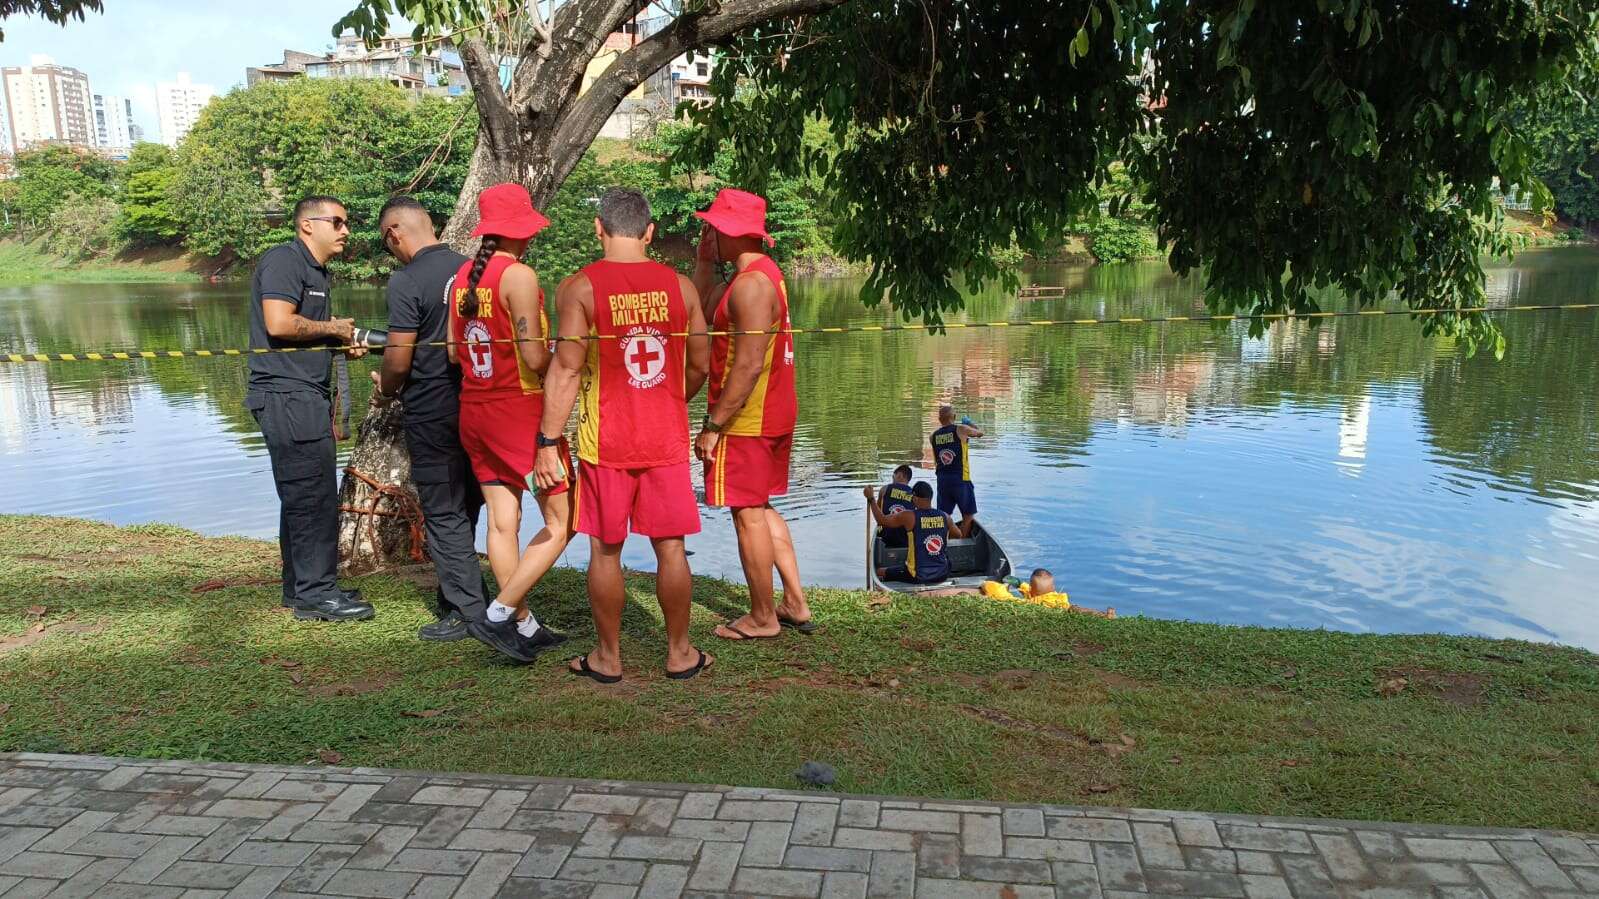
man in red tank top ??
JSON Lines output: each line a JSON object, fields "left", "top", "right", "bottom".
{"left": 692, "top": 188, "right": 814, "bottom": 641}
{"left": 534, "top": 188, "right": 714, "bottom": 682}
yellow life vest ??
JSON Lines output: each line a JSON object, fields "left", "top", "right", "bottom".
{"left": 981, "top": 580, "right": 1071, "bottom": 609}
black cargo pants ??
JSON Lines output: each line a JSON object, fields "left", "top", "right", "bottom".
{"left": 248, "top": 389, "right": 340, "bottom": 607}
{"left": 404, "top": 414, "right": 489, "bottom": 621}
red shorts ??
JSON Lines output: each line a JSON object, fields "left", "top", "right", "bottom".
{"left": 704, "top": 433, "right": 792, "bottom": 508}
{"left": 575, "top": 460, "right": 700, "bottom": 543}
{"left": 459, "top": 393, "right": 569, "bottom": 494}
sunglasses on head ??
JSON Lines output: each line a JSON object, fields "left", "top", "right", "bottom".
{"left": 306, "top": 215, "right": 350, "bottom": 232}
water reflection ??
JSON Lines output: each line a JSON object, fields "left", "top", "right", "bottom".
{"left": 2, "top": 249, "right": 1597, "bottom": 649}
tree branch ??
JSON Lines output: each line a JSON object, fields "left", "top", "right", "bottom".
{"left": 551, "top": 0, "right": 845, "bottom": 167}
{"left": 456, "top": 37, "right": 515, "bottom": 150}
{"left": 517, "top": 0, "right": 642, "bottom": 112}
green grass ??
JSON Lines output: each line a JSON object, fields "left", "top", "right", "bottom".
{"left": 2, "top": 515, "right": 1596, "bottom": 831}
{"left": 0, "top": 241, "right": 202, "bottom": 285}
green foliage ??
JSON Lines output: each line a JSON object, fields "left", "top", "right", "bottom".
{"left": 2, "top": 146, "right": 118, "bottom": 235}
{"left": 0, "top": 0, "right": 103, "bottom": 40}
{"left": 690, "top": 0, "right": 1599, "bottom": 355}
{"left": 1079, "top": 216, "right": 1158, "bottom": 264}
{"left": 171, "top": 77, "right": 476, "bottom": 271}
{"left": 41, "top": 193, "right": 124, "bottom": 261}
{"left": 1071, "top": 164, "right": 1160, "bottom": 264}
{"left": 117, "top": 143, "right": 181, "bottom": 246}
{"left": 1516, "top": 74, "right": 1599, "bottom": 226}
{"left": 524, "top": 119, "right": 840, "bottom": 286}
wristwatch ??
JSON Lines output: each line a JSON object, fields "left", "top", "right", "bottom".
{"left": 536, "top": 433, "right": 563, "bottom": 448}
{"left": 701, "top": 415, "right": 723, "bottom": 434}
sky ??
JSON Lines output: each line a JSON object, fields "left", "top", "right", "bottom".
{"left": 0, "top": 0, "right": 387, "bottom": 140}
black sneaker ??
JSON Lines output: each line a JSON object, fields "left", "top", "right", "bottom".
{"left": 292, "top": 594, "right": 375, "bottom": 622}
{"left": 521, "top": 625, "right": 568, "bottom": 659}
{"left": 467, "top": 616, "right": 536, "bottom": 662}
{"left": 285, "top": 587, "right": 363, "bottom": 610}
{"left": 419, "top": 612, "right": 469, "bottom": 642}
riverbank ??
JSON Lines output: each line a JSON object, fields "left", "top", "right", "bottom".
{"left": 0, "top": 241, "right": 211, "bottom": 285}
{"left": 2, "top": 515, "right": 1596, "bottom": 831}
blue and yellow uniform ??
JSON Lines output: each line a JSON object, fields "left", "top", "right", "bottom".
{"left": 930, "top": 424, "right": 977, "bottom": 517}
{"left": 878, "top": 482, "right": 916, "bottom": 548}
{"left": 883, "top": 508, "right": 952, "bottom": 584}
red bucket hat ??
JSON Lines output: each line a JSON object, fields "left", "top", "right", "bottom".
{"left": 693, "top": 188, "right": 774, "bottom": 247}
{"left": 471, "top": 182, "right": 550, "bottom": 240}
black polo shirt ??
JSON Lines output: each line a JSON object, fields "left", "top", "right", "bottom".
{"left": 386, "top": 244, "right": 468, "bottom": 423}
{"left": 248, "top": 238, "right": 334, "bottom": 397}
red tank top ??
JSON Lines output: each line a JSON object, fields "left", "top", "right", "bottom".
{"left": 708, "top": 255, "right": 797, "bottom": 437}
{"left": 576, "top": 259, "right": 691, "bottom": 468}
{"left": 448, "top": 254, "right": 547, "bottom": 402}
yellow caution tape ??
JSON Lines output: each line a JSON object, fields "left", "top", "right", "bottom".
{"left": 2, "top": 303, "right": 1594, "bottom": 364}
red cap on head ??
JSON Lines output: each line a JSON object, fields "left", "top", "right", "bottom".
{"left": 471, "top": 182, "right": 550, "bottom": 240}
{"left": 693, "top": 188, "right": 774, "bottom": 247}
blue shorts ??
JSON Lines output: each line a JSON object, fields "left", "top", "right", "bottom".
{"left": 883, "top": 563, "right": 947, "bottom": 585}
{"left": 936, "top": 480, "right": 976, "bottom": 517}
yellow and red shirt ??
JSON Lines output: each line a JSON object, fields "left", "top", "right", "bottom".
{"left": 708, "top": 256, "right": 797, "bottom": 437}
{"left": 576, "top": 259, "right": 691, "bottom": 469}
{"left": 448, "top": 255, "right": 547, "bottom": 402}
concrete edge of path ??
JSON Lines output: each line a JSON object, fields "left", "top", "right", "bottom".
{"left": 6, "top": 751, "right": 1593, "bottom": 841}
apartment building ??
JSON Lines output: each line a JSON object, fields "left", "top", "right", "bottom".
{"left": 1, "top": 55, "right": 94, "bottom": 152}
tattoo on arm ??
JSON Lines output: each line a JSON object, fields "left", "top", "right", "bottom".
{"left": 289, "top": 317, "right": 327, "bottom": 340}
{"left": 516, "top": 315, "right": 530, "bottom": 338}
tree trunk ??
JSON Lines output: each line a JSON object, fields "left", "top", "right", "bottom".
{"left": 440, "top": 120, "right": 566, "bottom": 250}
{"left": 337, "top": 400, "right": 426, "bottom": 575}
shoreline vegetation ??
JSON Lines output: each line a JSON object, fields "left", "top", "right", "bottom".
{"left": 2, "top": 515, "right": 1596, "bottom": 831}
{"left": 1, "top": 207, "right": 1587, "bottom": 290}
{"left": 0, "top": 240, "right": 208, "bottom": 286}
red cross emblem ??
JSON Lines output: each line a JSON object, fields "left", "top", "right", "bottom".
{"left": 623, "top": 331, "right": 667, "bottom": 388}
{"left": 464, "top": 320, "right": 493, "bottom": 381}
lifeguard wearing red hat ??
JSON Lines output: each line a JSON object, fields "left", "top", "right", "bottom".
{"left": 691, "top": 187, "right": 815, "bottom": 641}
{"left": 446, "top": 182, "right": 572, "bottom": 664}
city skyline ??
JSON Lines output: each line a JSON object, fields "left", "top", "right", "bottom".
{"left": 0, "top": 0, "right": 412, "bottom": 144}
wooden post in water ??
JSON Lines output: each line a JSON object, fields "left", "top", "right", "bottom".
{"left": 865, "top": 498, "right": 873, "bottom": 591}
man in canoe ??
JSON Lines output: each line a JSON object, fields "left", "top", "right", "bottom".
{"left": 863, "top": 482, "right": 960, "bottom": 584}
{"left": 929, "top": 404, "right": 984, "bottom": 537}
{"left": 877, "top": 464, "right": 917, "bottom": 549}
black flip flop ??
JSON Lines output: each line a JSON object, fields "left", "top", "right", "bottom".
{"left": 666, "top": 650, "right": 713, "bottom": 680}
{"left": 568, "top": 654, "right": 621, "bottom": 684}
{"left": 715, "top": 622, "right": 780, "bottom": 641}
{"left": 777, "top": 614, "right": 818, "bottom": 635}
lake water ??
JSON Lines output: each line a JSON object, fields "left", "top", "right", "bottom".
{"left": 3, "top": 250, "right": 1598, "bottom": 650}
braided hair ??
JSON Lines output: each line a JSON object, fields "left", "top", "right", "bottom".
{"left": 465, "top": 235, "right": 500, "bottom": 319}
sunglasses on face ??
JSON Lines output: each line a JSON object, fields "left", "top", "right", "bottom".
{"left": 306, "top": 215, "right": 350, "bottom": 232}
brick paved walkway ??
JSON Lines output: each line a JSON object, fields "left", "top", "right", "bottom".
{"left": 1, "top": 754, "right": 1595, "bottom": 898}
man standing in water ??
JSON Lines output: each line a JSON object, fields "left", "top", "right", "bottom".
{"left": 692, "top": 188, "right": 814, "bottom": 640}
{"left": 534, "top": 188, "right": 713, "bottom": 682}
{"left": 246, "top": 195, "right": 372, "bottom": 621}
{"left": 369, "top": 195, "right": 485, "bottom": 642}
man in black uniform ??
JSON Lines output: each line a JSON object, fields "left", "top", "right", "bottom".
{"left": 247, "top": 195, "right": 374, "bottom": 622}
{"left": 370, "top": 195, "right": 488, "bottom": 642}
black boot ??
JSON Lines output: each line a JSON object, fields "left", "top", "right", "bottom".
{"left": 419, "top": 610, "right": 470, "bottom": 642}
{"left": 292, "top": 592, "right": 375, "bottom": 622}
